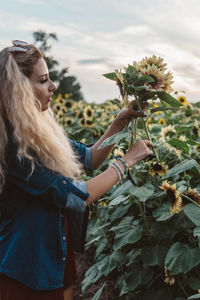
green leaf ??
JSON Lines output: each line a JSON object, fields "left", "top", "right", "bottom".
{"left": 187, "top": 295, "right": 200, "bottom": 299}
{"left": 153, "top": 202, "right": 172, "bottom": 221}
{"left": 184, "top": 204, "right": 200, "bottom": 226}
{"left": 162, "top": 159, "right": 199, "bottom": 179}
{"left": 125, "top": 263, "right": 153, "bottom": 291}
{"left": 188, "top": 276, "right": 200, "bottom": 291}
{"left": 141, "top": 244, "right": 169, "bottom": 267}
{"left": 165, "top": 242, "right": 200, "bottom": 275}
{"left": 156, "top": 91, "right": 183, "bottom": 107}
{"left": 91, "top": 283, "right": 106, "bottom": 300}
{"left": 110, "top": 217, "right": 143, "bottom": 250}
{"left": 102, "top": 72, "right": 117, "bottom": 81}
{"left": 168, "top": 138, "right": 190, "bottom": 154}
{"left": 82, "top": 263, "right": 102, "bottom": 293}
{"left": 150, "top": 106, "right": 179, "bottom": 113}
{"left": 97, "top": 129, "right": 128, "bottom": 149}
{"left": 108, "top": 195, "right": 129, "bottom": 206}
{"left": 129, "top": 183, "right": 155, "bottom": 202}
{"left": 135, "top": 75, "right": 155, "bottom": 86}
{"left": 134, "top": 85, "right": 149, "bottom": 91}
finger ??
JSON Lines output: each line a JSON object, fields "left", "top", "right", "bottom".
{"left": 129, "top": 111, "right": 147, "bottom": 118}
{"left": 143, "top": 139, "right": 154, "bottom": 148}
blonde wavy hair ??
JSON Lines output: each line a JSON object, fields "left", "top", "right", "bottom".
{"left": 0, "top": 44, "right": 83, "bottom": 193}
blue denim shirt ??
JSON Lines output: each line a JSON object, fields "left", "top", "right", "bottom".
{"left": 0, "top": 136, "right": 93, "bottom": 290}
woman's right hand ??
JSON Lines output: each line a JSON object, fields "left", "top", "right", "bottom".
{"left": 122, "top": 140, "right": 154, "bottom": 168}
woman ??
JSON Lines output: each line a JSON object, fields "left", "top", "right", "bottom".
{"left": 0, "top": 40, "right": 153, "bottom": 300}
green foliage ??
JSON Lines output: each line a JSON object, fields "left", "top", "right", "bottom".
{"left": 51, "top": 94, "right": 200, "bottom": 298}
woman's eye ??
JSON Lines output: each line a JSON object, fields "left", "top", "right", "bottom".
{"left": 40, "top": 78, "right": 48, "bottom": 83}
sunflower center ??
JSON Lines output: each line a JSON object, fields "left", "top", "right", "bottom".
{"left": 180, "top": 98, "right": 184, "bottom": 103}
{"left": 167, "top": 190, "right": 176, "bottom": 203}
{"left": 153, "top": 163, "right": 163, "bottom": 171}
{"left": 65, "top": 102, "right": 72, "bottom": 108}
{"left": 87, "top": 110, "right": 92, "bottom": 117}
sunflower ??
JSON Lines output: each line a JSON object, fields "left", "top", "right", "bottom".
{"left": 113, "top": 147, "right": 124, "bottom": 157}
{"left": 149, "top": 162, "right": 168, "bottom": 176}
{"left": 64, "top": 100, "right": 74, "bottom": 110}
{"left": 152, "top": 103, "right": 161, "bottom": 116}
{"left": 85, "top": 119, "right": 94, "bottom": 127}
{"left": 158, "top": 118, "right": 166, "bottom": 126}
{"left": 146, "top": 117, "right": 152, "bottom": 126}
{"left": 53, "top": 103, "right": 62, "bottom": 112}
{"left": 54, "top": 93, "right": 63, "bottom": 103}
{"left": 79, "top": 118, "right": 86, "bottom": 127}
{"left": 161, "top": 125, "right": 176, "bottom": 138}
{"left": 134, "top": 55, "right": 174, "bottom": 92}
{"left": 164, "top": 266, "right": 175, "bottom": 286}
{"left": 83, "top": 105, "right": 94, "bottom": 120}
{"left": 179, "top": 135, "right": 187, "bottom": 142}
{"left": 160, "top": 181, "right": 183, "bottom": 214}
{"left": 185, "top": 188, "right": 200, "bottom": 205}
{"left": 177, "top": 95, "right": 188, "bottom": 105}
{"left": 137, "top": 55, "right": 167, "bottom": 72}
{"left": 64, "top": 117, "right": 73, "bottom": 126}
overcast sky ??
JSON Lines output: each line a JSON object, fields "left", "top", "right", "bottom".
{"left": 0, "top": 0, "right": 200, "bottom": 103}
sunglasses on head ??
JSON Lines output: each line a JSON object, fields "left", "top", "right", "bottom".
{"left": 9, "top": 40, "right": 29, "bottom": 53}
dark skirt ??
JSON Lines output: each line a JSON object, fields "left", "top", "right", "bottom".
{"left": 0, "top": 217, "right": 77, "bottom": 300}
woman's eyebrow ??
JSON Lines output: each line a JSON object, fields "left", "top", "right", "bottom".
{"left": 38, "top": 73, "right": 48, "bottom": 79}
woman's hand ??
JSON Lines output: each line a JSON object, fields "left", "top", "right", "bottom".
{"left": 112, "top": 100, "right": 148, "bottom": 131}
{"left": 123, "top": 139, "right": 154, "bottom": 168}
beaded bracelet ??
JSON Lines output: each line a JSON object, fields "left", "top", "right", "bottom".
{"left": 114, "top": 157, "right": 129, "bottom": 176}
{"left": 110, "top": 163, "right": 123, "bottom": 184}
{"left": 113, "top": 161, "right": 125, "bottom": 179}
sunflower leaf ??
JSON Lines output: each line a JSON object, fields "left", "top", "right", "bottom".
{"left": 134, "top": 75, "right": 155, "bottom": 86}
{"left": 102, "top": 72, "right": 117, "bottom": 81}
{"left": 184, "top": 204, "right": 200, "bottom": 226}
{"left": 168, "top": 138, "right": 190, "bottom": 154}
{"left": 134, "top": 86, "right": 150, "bottom": 91}
{"left": 162, "top": 159, "right": 199, "bottom": 179}
{"left": 165, "top": 242, "right": 200, "bottom": 275}
{"left": 156, "top": 91, "right": 183, "bottom": 107}
{"left": 91, "top": 283, "right": 106, "bottom": 300}
{"left": 150, "top": 106, "right": 179, "bottom": 113}
{"left": 97, "top": 129, "right": 129, "bottom": 149}
{"left": 187, "top": 294, "right": 200, "bottom": 299}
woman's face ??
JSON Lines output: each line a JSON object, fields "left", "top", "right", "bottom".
{"left": 29, "top": 58, "right": 56, "bottom": 111}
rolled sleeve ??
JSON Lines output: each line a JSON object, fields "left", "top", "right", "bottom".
{"left": 66, "top": 180, "right": 88, "bottom": 212}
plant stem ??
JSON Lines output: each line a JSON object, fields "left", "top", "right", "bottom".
{"left": 182, "top": 194, "right": 200, "bottom": 208}
{"left": 177, "top": 277, "right": 189, "bottom": 298}
{"left": 137, "top": 201, "right": 151, "bottom": 238}
{"left": 134, "top": 95, "right": 160, "bottom": 163}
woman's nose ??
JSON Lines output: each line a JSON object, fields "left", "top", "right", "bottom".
{"left": 50, "top": 80, "right": 56, "bottom": 92}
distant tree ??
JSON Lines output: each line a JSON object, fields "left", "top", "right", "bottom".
{"left": 33, "top": 30, "right": 83, "bottom": 101}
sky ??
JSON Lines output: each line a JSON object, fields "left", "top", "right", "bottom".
{"left": 0, "top": 0, "right": 200, "bottom": 103}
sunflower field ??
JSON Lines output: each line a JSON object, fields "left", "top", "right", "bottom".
{"left": 51, "top": 56, "right": 200, "bottom": 300}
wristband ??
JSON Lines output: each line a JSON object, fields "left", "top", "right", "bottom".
{"left": 114, "top": 156, "right": 129, "bottom": 176}
{"left": 110, "top": 163, "right": 123, "bottom": 184}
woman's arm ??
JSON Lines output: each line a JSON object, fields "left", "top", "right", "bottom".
{"left": 91, "top": 101, "right": 148, "bottom": 169}
{"left": 86, "top": 139, "right": 153, "bottom": 205}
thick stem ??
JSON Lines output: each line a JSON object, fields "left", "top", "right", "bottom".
{"left": 182, "top": 194, "right": 200, "bottom": 208}
{"left": 135, "top": 95, "right": 159, "bottom": 163}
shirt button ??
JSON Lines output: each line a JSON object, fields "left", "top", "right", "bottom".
{"left": 61, "top": 214, "right": 64, "bottom": 218}
{"left": 62, "top": 180, "right": 67, "bottom": 184}
{"left": 63, "top": 257, "right": 66, "bottom": 261}
{"left": 63, "top": 236, "right": 66, "bottom": 240}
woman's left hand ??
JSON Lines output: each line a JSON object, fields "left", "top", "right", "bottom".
{"left": 112, "top": 100, "right": 149, "bottom": 131}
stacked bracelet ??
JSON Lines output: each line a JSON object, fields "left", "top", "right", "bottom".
{"left": 110, "top": 163, "right": 123, "bottom": 184}
{"left": 114, "top": 156, "right": 129, "bottom": 176}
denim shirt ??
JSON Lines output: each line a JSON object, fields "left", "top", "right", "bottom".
{"left": 0, "top": 135, "right": 93, "bottom": 290}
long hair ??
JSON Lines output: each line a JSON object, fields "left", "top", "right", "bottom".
{"left": 0, "top": 45, "right": 83, "bottom": 193}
